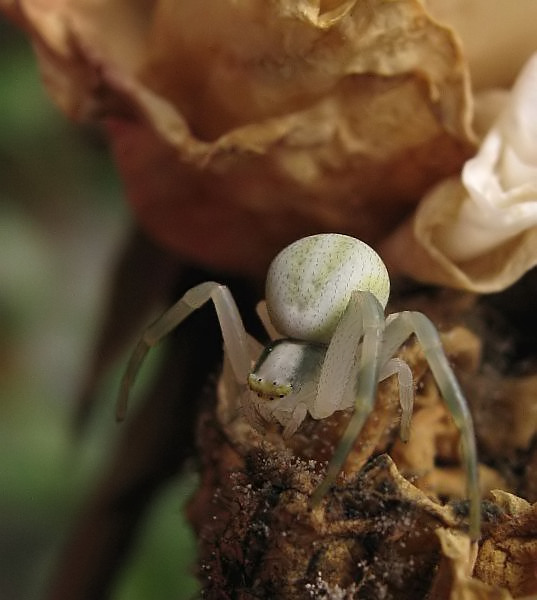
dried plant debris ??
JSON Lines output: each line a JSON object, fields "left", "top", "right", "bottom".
{"left": 430, "top": 492, "right": 537, "bottom": 599}
{"left": 188, "top": 318, "right": 537, "bottom": 599}
{"left": 474, "top": 491, "right": 537, "bottom": 597}
{"left": 190, "top": 437, "right": 455, "bottom": 600}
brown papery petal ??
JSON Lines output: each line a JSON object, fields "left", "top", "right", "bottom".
{"left": 2, "top": 0, "right": 475, "bottom": 275}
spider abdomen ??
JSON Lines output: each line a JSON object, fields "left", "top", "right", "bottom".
{"left": 265, "top": 234, "right": 389, "bottom": 343}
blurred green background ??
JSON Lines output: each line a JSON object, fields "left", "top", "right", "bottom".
{"left": 0, "top": 19, "right": 198, "bottom": 600}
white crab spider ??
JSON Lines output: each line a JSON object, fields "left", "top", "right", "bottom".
{"left": 118, "top": 234, "right": 481, "bottom": 540}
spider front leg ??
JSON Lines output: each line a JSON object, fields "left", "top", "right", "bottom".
{"left": 117, "top": 281, "right": 252, "bottom": 421}
{"left": 310, "top": 290, "right": 385, "bottom": 505}
{"left": 382, "top": 311, "right": 481, "bottom": 541}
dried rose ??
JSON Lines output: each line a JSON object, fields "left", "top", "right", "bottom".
{"left": 1, "top": 0, "right": 474, "bottom": 275}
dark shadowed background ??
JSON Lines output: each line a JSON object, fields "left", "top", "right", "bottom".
{"left": 0, "top": 19, "right": 198, "bottom": 600}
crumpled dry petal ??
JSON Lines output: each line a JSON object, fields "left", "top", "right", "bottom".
{"left": 474, "top": 491, "right": 537, "bottom": 597}
{"left": 429, "top": 528, "right": 515, "bottom": 600}
{"left": 1, "top": 0, "right": 475, "bottom": 275}
{"left": 382, "top": 53, "right": 537, "bottom": 292}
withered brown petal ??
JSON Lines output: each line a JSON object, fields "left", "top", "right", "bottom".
{"left": 2, "top": 0, "right": 475, "bottom": 275}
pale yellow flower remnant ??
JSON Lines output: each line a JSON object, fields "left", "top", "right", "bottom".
{"left": 437, "top": 53, "right": 537, "bottom": 262}
{"left": 384, "top": 54, "right": 537, "bottom": 292}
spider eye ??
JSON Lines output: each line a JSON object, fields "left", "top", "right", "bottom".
{"left": 279, "top": 394, "right": 284, "bottom": 399}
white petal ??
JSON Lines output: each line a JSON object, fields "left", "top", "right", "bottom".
{"left": 437, "top": 53, "right": 537, "bottom": 261}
